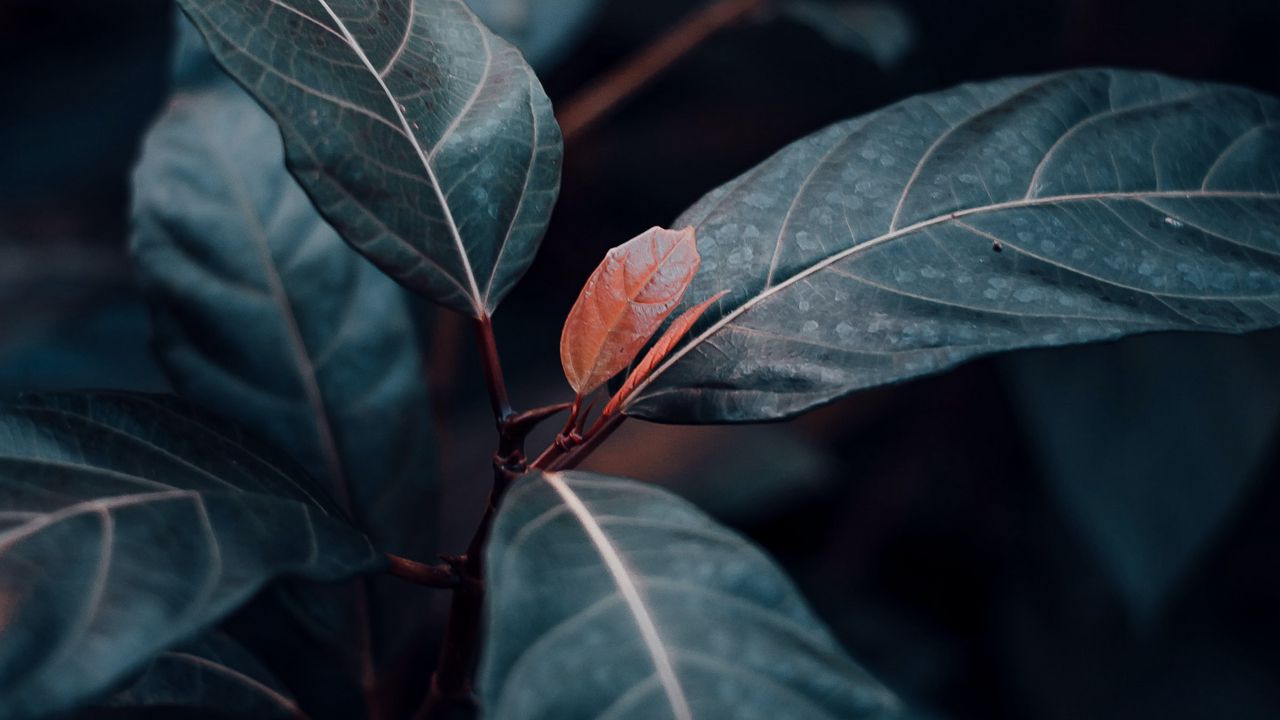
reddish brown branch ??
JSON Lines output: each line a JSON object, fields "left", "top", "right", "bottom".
{"left": 385, "top": 554, "right": 460, "bottom": 588}
{"left": 473, "top": 315, "right": 513, "bottom": 425}
{"left": 556, "top": 0, "right": 767, "bottom": 142}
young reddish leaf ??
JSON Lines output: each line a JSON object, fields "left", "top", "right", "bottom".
{"left": 560, "top": 227, "right": 700, "bottom": 395}
{"left": 605, "top": 290, "right": 729, "bottom": 417}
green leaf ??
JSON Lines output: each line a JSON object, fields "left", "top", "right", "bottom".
{"left": 175, "top": 0, "right": 562, "bottom": 317}
{"left": 621, "top": 69, "right": 1280, "bottom": 423}
{"left": 132, "top": 18, "right": 440, "bottom": 715}
{"left": 480, "top": 471, "right": 902, "bottom": 719}
{"left": 466, "top": 0, "right": 604, "bottom": 72}
{"left": 133, "top": 15, "right": 435, "bottom": 577}
{"left": 96, "top": 632, "right": 303, "bottom": 718}
{"left": 0, "top": 392, "right": 381, "bottom": 720}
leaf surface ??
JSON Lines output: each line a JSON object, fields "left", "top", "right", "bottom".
{"left": 622, "top": 69, "right": 1280, "bottom": 422}
{"left": 175, "top": 0, "right": 562, "bottom": 316}
{"left": 98, "top": 632, "right": 303, "bottom": 718}
{"left": 480, "top": 470, "right": 901, "bottom": 720}
{"left": 561, "top": 227, "right": 700, "bottom": 396}
{"left": 131, "top": 18, "right": 440, "bottom": 716}
{"left": 0, "top": 392, "right": 380, "bottom": 720}
{"left": 605, "top": 291, "right": 728, "bottom": 416}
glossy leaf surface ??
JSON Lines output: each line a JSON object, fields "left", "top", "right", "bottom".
{"left": 561, "top": 227, "right": 700, "bottom": 395}
{"left": 623, "top": 69, "right": 1280, "bottom": 422}
{"left": 175, "top": 0, "right": 562, "bottom": 316}
{"left": 480, "top": 470, "right": 902, "bottom": 720}
{"left": 98, "top": 632, "right": 302, "bottom": 718}
{"left": 0, "top": 392, "right": 380, "bottom": 720}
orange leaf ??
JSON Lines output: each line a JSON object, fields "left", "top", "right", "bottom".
{"left": 604, "top": 290, "right": 729, "bottom": 417}
{"left": 560, "top": 226, "right": 700, "bottom": 395}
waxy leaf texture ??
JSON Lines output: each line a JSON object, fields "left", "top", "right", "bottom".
{"left": 561, "top": 227, "right": 700, "bottom": 395}
{"left": 176, "top": 0, "right": 562, "bottom": 317}
{"left": 622, "top": 70, "right": 1280, "bottom": 422}
{"left": 481, "top": 471, "right": 902, "bottom": 719}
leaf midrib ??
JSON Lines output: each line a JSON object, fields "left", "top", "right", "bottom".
{"left": 540, "top": 472, "right": 693, "bottom": 720}
{"left": 313, "top": 0, "right": 486, "bottom": 314}
{"left": 625, "top": 188, "right": 1280, "bottom": 409}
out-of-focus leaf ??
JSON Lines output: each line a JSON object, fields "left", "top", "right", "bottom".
{"left": 466, "top": 0, "right": 604, "bottom": 71}
{"left": 97, "top": 632, "right": 302, "bottom": 718}
{"left": 175, "top": 0, "right": 562, "bottom": 317}
{"left": 622, "top": 69, "right": 1280, "bottom": 423}
{"left": 1003, "top": 329, "right": 1280, "bottom": 619}
{"left": 0, "top": 300, "right": 166, "bottom": 395}
{"left": 480, "top": 470, "right": 903, "bottom": 719}
{"left": 0, "top": 392, "right": 380, "bottom": 720}
{"left": 561, "top": 227, "right": 700, "bottom": 396}
{"left": 130, "top": 16, "right": 439, "bottom": 717}
{"left": 780, "top": 1, "right": 915, "bottom": 68}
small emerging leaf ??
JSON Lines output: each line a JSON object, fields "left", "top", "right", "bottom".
{"left": 607, "top": 290, "right": 728, "bottom": 416}
{"left": 560, "top": 227, "right": 700, "bottom": 395}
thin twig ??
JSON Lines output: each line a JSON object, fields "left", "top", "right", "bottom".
{"left": 548, "top": 412, "right": 627, "bottom": 471}
{"left": 385, "top": 554, "right": 460, "bottom": 588}
{"left": 556, "top": 0, "right": 767, "bottom": 142}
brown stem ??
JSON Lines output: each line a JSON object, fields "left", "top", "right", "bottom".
{"left": 418, "top": 455, "right": 524, "bottom": 720}
{"left": 385, "top": 554, "right": 460, "bottom": 588}
{"left": 548, "top": 412, "right": 627, "bottom": 471}
{"left": 473, "top": 316, "right": 513, "bottom": 424}
{"left": 556, "top": 0, "right": 767, "bottom": 142}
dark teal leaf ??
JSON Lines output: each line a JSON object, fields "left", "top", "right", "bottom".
{"left": 97, "top": 632, "right": 302, "bottom": 718}
{"left": 622, "top": 69, "right": 1280, "bottom": 423}
{"left": 780, "top": 1, "right": 915, "bottom": 68}
{"left": 131, "top": 17, "right": 439, "bottom": 717}
{"left": 175, "top": 0, "right": 562, "bottom": 317}
{"left": 466, "top": 0, "right": 604, "bottom": 71}
{"left": 133, "top": 14, "right": 435, "bottom": 573}
{"left": 0, "top": 392, "right": 381, "bottom": 720}
{"left": 480, "top": 471, "right": 902, "bottom": 719}
{"left": 1002, "top": 330, "right": 1280, "bottom": 619}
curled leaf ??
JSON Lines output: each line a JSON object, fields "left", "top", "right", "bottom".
{"left": 560, "top": 227, "right": 700, "bottom": 395}
{"left": 606, "top": 290, "right": 729, "bottom": 417}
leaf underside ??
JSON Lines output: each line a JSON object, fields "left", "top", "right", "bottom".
{"left": 97, "top": 632, "right": 301, "bottom": 718}
{"left": 480, "top": 471, "right": 901, "bottom": 720}
{"left": 176, "top": 0, "right": 562, "bottom": 317}
{"left": 0, "top": 392, "right": 379, "bottom": 720}
{"left": 623, "top": 69, "right": 1280, "bottom": 423}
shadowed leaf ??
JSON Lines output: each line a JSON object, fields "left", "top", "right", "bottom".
{"left": 0, "top": 392, "right": 380, "bottom": 720}
{"left": 97, "top": 632, "right": 303, "bottom": 718}
{"left": 130, "top": 18, "right": 440, "bottom": 716}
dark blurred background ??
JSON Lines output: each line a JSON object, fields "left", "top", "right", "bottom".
{"left": 3, "top": 1, "right": 1280, "bottom": 718}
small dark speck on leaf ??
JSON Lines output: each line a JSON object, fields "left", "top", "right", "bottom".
{"left": 991, "top": 240, "right": 1003, "bottom": 252}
